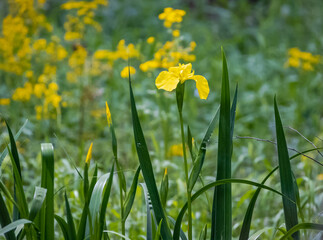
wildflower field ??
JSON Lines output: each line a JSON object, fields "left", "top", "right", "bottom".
{"left": 0, "top": 0, "right": 323, "bottom": 239}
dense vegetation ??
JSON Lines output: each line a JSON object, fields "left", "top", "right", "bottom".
{"left": 0, "top": 0, "right": 322, "bottom": 239}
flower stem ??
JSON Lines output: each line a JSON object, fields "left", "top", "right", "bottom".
{"left": 175, "top": 82, "right": 193, "bottom": 240}
{"left": 179, "top": 111, "right": 193, "bottom": 240}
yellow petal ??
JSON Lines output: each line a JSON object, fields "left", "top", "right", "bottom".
{"left": 169, "top": 63, "right": 192, "bottom": 80}
{"left": 155, "top": 71, "right": 180, "bottom": 91}
{"left": 191, "top": 75, "right": 209, "bottom": 99}
{"left": 85, "top": 142, "right": 93, "bottom": 164}
{"left": 105, "top": 101, "right": 112, "bottom": 126}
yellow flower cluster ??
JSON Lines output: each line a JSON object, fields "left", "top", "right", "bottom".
{"left": 66, "top": 44, "right": 88, "bottom": 82}
{"left": 285, "top": 48, "right": 321, "bottom": 71}
{"left": 140, "top": 40, "right": 196, "bottom": 72}
{"left": 140, "top": 8, "right": 195, "bottom": 72}
{"left": 94, "top": 40, "right": 140, "bottom": 62}
{"left": 62, "top": 0, "right": 108, "bottom": 41}
{"left": 12, "top": 80, "right": 62, "bottom": 120}
{"left": 158, "top": 7, "right": 186, "bottom": 28}
{"left": 120, "top": 66, "right": 136, "bottom": 78}
{"left": 169, "top": 143, "right": 183, "bottom": 157}
{"left": 0, "top": 98, "right": 11, "bottom": 105}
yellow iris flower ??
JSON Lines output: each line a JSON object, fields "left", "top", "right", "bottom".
{"left": 155, "top": 63, "right": 209, "bottom": 99}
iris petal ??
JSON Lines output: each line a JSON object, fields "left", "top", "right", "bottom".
{"left": 155, "top": 71, "right": 180, "bottom": 91}
{"left": 191, "top": 75, "right": 209, "bottom": 99}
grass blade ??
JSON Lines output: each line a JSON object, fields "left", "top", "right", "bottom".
{"left": 199, "top": 224, "right": 207, "bottom": 240}
{"left": 123, "top": 166, "right": 141, "bottom": 220}
{"left": 0, "top": 191, "right": 16, "bottom": 240}
{"left": 98, "top": 163, "right": 114, "bottom": 239}
{"left": 274, "top": 97, "right": 299, "bottom": 239}
{"left": 140, "top": 183, "right": 153, "bottom": 240}
{"left": 211, "top": 48, "right": 232, "bottom": 240}
{"left": 129, "top": 77, "right": 172, "bottom": 239}
{"left": 173, "top": 178, "right": 288, "bottom": 240}
{"left": 40, "top": 143, "right": 55, "bottom": 240}
{"left": 279, "top": 223, "right": 323, "bottom": 240}
{"left": 239, "top": 168, "right": 276, "bottom": 240}
{"left": 188, "top": 106, "right": 220, "bottom": 192}
{"left": 168, "top": 216, "right": 187, "bottom": 240}
{"left": 0, "top": 219, "right": 31, "bottom": 237}
{"left": 64, "top": 192, "right": 77, "bottom": 240}
{"left": 54, "top": 215, "right": 70, "bottom": 240}
{"left": 29, "top": 187, "right": 47, "bottom": 221}
{"left": 0, "top": 119, "right": 28, "bottom": 166}
{"left": 5, "top": 121, "right": 23, "bottom": 221}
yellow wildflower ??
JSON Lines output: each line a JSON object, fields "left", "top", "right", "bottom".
{"left": 26, "top": 70, "right": 34, "bottom": 78}
{"left": 158, "top": 8, "right": 186, "bottom": 28}
{"left": 286, "top": 57, "right": 300, "bottom": 68}
{"left": 147, "top": 37, "right": 155, "bottom": 44}
{"left": 190, "top": 41, "right": 197, "bottom": 50}
{"left": 120, "top": 66, "right": 136, "bottom": 78}
{"left": 317, "top": 174, "right": 323, "bottom": 181}
{"left": 172, "top": 30, "right": 180, "bottom": 37}
{"left": 0, "top": 98, "right": 10, "bottom": 105}
{"left": 155, "top": 63, "right": 209, "bottom": 99}
{"left": 35, "top": 105, "right": 43, "bottom": 120}
{"left": 85, "top": 142, "right": 93, "bottom": 164}
{"left": 105, "top": 101, "right": 112, "bottom": 127}
{"left": 34, "top": 83, "right": 46, "bottom": 98}
{"left": 302, "top": 62, "right": 314, "bottom": 71}
{"left": 169, "top": 144, "right": 183, "bottom": 157}
{"left": 33, "top": 39, "right": 47, "bottom": 50}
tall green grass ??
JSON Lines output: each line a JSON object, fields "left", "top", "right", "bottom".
{"left": 1, "top": 51, "right": 323, "bottom": 240}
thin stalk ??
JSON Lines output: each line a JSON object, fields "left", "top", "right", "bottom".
{"left": 179, "top": 111, "right": 192, "bottom": 240}
{"left": 117, "top": 162, "right": 125, "bottom": 236}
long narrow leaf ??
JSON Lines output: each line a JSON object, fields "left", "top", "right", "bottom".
{"left": 54, "top": 215, "right": 70, "bottom": 240}
{"left": 29, "top": 187, "right": 47, "bottom": 221}
{"left": 40, "top": 143, "right": 55, "bottom": 240}
{"left": 123, "top": 166, "right": 141, "bottom": 220}
{"left": 64, "top": 192, "right": 76, "bottom": 240}
{"left": 0, "top": 191, "right": 16, "bottom": 240}
{"left": 274, "top": 97, "right": 299, "bottom": 239}
{"left": 6, "top": 121, "right": 22, "bottom": 221}
{"left": 129, "top": 77, "right": 172, "bottom": 239}
{"left": 211, "top": 48, "right": 232, "bottom": 240}
{"left": 279, "top": 223, "right": 323, "bottom": 240}
{"left": 0, "top": 219, "right": 31, "bottom": 236}
{"left": 0, "top": 119, "right": 28, "bottom": 166}
{"left": 173, "top": 178, "right": 289, "bottom": 240}
{"left": 188, "top": 106, "right": 220, "bottom": 191}
{"left": 140, "top": 183, "right": 153, "bottom": 240}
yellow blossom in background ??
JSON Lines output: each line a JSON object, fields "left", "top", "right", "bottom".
{"left": 120, "top": 66, "right": 136, "bottom": 78}
{"left": 156, "top": 63, "right": 209, "bottom": 99}
{"left": 33, "top": 39, "right": 47, "bottom": 51}
{"left": 285, "top": 47, "right": 321, "bottom": 71}
{"left": 34, "top": 83, "right": 46, "bottom": 98}
{"left": 169, "top": 143, "right": 183, "bottom": 157}
{"left": 317, "top": 174, "right": 323, "bottom": 181}
{"left": 172, "top": 30, "right": 180, "bottom": 37}
{"left": 0, "top": 98, "right": 10, "bottom": 105}
{"left": 105, "top": 101, "right": 112, "bottom": 127}
{"left": 35, "top": 105, "right": 43, "bottom": 120}
{"left": 158, "top": 7, "right": 186, "bottom": 28}
{"left": 85, "top": 142, "right": 93, "bottom": 164}
{"left": 147, "top": 37, "right": 155, "bottom": 44}
{"left": 302, "top": 62, "right": 314, "bottom": 71}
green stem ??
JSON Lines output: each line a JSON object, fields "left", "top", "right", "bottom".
{"left": 119, "top": 172, "right": 125, "bottom": 235}
{"left": 179, "top": 111, "right": 192, "bottom": 240}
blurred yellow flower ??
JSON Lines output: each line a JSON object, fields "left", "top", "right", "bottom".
{"left": 0, "top": 98, "right": 10, "bottom": 105}
{"left": 158, "top": 7, "right": 186, "bottom": 28}
{"left": 172, "top": 30, "right": 180, "bottom": 37}
{"left": 317, "top": 174, "right": 323, "bottom": 181}
{"left": 147, "top": 36, "right": 155, "bottom": 44}
{"left": 105, "top": 101, "right": 112, "bottom": 127}
{"left": 169, "top": 144, "right": 183, "bottom": 157}
{"left": 155, "top": 63, "right": 209, "bottom": 99}
{"left": 120, "top": 66, "right": 136, "bottom": 78}
{"left": 85, "top": 142, "right": 93, "bottom": 164}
